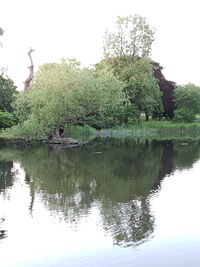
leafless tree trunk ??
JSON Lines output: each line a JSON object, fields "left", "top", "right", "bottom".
{"left": 24, "top": 47, "right": 34, "bottom": 92}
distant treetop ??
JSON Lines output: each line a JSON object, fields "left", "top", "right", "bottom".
{"left": 103, "top": 14, "right": 155, "bottom": 61}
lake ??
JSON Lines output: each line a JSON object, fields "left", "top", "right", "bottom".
{"left": 0, "top": 137, "right": 200, "bottom": 266}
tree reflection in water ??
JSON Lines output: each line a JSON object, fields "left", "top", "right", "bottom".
{"left": 0, "top": 218, "right": 7, "bottom": 240}
{"left": 101, "top": 196, "right": 154, "bottom": 247}
{"left": 0, "top": 138, "right": 200, "bottom": 246}
{"left": 0, "top": 160, "right": 14, "bottom": 194}
{"left": 0, "top": 159, "right": 15, "bottom": 240}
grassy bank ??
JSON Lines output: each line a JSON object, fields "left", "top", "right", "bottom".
{"left": 113, "top": 121, "right": 200, "bottom": 134}
{"left": 1, "top": 121, "right": 200, "bottom": 142}
{"left": 65, "top": 121, "right": 200, "bottom": 140}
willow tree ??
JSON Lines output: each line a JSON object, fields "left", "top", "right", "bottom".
{"left": 12, "top": 59, "right": 127, "bottom": 139}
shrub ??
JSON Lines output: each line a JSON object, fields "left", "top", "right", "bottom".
{"left": 0, "top": 111, "right": 15, "bottom": 129}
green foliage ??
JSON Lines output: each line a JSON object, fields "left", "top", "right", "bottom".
{"left": 104, "top": 121, "right": 200, "bottom": 140}
{"left": 13, "top": 92, "right": 30, "bottom": 123}
{"left": 7, "top": 59, "right": 127, "bottom": 139}
{"left": 78, "top": 68, "right": 128, "bottom": 128}
{"left": 119, "top": 104, "right": 140, "bottom": 124}
{"left": 98, "top": 14, "right": 162, "bottom": 122}
{"left": 124, "top": 59, "right": 163, "bottom": 118}
{"left": 0, "top": 111, "right": 15, "bottom": 129}
{"left": 95, "top": 57, "right": 163, "bottom": 121}
{"left": 103, "top": 14, "right": 155, "bottom": 59}
{"left": 174, "top": 83, "right": 200, "bottom": 122}
{"left": 173, "top": 109, "right": 196, "bottom": 123}
{"left": 0, "top": 75, "right": 17, "bottom": 112}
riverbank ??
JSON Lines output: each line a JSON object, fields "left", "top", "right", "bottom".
{"left": 111, "top": 121, "right": 200, "bottom": 137}
{"left": 1, "top": 121, "right": 200, "bottom": 143}
{"left": 65, "top": 121, "right": 200, "bottom": 140}
{"left": 0, "top": 137, "right": 83, "bottom": 148}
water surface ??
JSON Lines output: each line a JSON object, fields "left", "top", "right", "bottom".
{"left": 0, "top": 138, "right": 200, "bottom": 266}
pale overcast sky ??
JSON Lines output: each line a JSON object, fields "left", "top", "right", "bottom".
{"left": 0, "top": 0, "right": 200, "bottom": 89}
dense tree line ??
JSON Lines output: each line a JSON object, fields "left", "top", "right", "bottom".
{"left": 1, "top": 16, "right": 200, "bottom": 139}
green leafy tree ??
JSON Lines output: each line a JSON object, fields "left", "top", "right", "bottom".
{"left": 174, "top": 83, "right": 200, "bottom": 122}
{"left": 9, "top": 59, "right": 127, "bottom": 139}
{"left": 0, "top": 75, "right": 17, "bottom": 130}
{"left": 99, "top": 15, "right": 162, "bottom": 122}
{"left": 103, "top": 14, "right": 155, "bottom": 60}
{"left": 0, "top": 75, "right": 17, "bottom": 112}
{"left": 123, "top": 59, "right": 163, "bottom": 121}
{"left": 96, "top": 57, "right": 162, "bottom": 122}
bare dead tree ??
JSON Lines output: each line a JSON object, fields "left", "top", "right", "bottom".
{"left": 24, "top": 47, "right": 34, "bottom": 92}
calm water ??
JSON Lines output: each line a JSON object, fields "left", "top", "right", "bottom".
{"left": 0, "top": 138, "right": 200, "bottom": 266}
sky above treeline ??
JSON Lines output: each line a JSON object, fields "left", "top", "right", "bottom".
{"left": 0, "top": 0, "right": 200, "bottom": 89}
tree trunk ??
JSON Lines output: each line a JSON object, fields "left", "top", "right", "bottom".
{"left": 48, "top": 126, "right": 65, "bottom": 140}
{"left": 54, "top": 126, "right": 64, "bottom": 138}
{"left": 145, "top": 112, "right": 149, "bottom": 121}
{"left": 24, "top": 47, "right": 34, "bottom": 92}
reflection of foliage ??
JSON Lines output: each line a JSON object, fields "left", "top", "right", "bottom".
{"left": 0, "top": 218, "right": 7, "bottom": 240}
{"left": 101, "top": 197, "right": 154, "bottom": 247}
{"left": 173, "top": 141, "right": 200, "bottom": 170}
{"left": 0, "top": 159, "right": 14, "bottom": 193}
{"left": 1, "top": 138, "right": 200, "bottom": 246}
{"left": 0, "top": 158, "right": 14, "bottom": 241}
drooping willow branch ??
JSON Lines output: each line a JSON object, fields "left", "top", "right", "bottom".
{"left": 24, "top": 47, "right": 34, "bottom": 92}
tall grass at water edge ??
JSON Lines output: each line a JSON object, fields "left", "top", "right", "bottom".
{"left": 66, "top": 121, "right": 200, "bottom": 140}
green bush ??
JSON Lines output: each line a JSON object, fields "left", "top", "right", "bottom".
{"left": 0, "top": 111, "right": 15, "bottom": 129}
{"left": 173, "top": 109, "right": 196, "bottom": 123}
{"left": 174, "top": 84, "right": 200, "bottom": 123}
